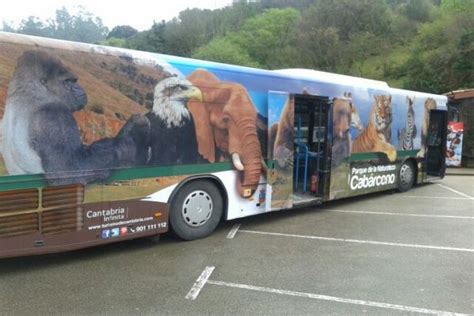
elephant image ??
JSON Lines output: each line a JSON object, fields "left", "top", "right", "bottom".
{"left": 187, "top": 69, "right": 265, "bottom": 198}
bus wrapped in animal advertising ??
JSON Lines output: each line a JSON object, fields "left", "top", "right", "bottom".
{"left": 0, "top": 32, "right": 447, "bottom": 258}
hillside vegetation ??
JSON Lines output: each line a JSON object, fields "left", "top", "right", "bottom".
{"left": 2, "top": 0, "right": 473, "bottom": 94}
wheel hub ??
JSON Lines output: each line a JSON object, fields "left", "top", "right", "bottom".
{"left": 400, "top": 164, "right": 413, "bottom": 185}
{"left": 182, "top": 190, "right": 213, "bottom": 227}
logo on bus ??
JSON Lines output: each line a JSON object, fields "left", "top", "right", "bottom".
{"left": 349, "top": 165, "right": 396, "bottom": 191}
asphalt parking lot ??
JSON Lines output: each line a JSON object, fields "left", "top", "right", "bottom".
{"left": 0, "top": 175, "right": 473, "bottom": 315}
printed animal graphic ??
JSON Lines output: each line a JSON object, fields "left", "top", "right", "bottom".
{"left": 417, "top": 98, "right": 437, "bottom": 158}
{"left": 146, "top": 76, "right": 203, "bottom": 166}
{"left": 273, "top": 95, "right": 294, "bottom": 169}
{"left": 344, "top": 92, "right": 364, "bottom": 132}
{"left": 0, "top": 119, "right": 2, "bottom": 155}
{"left": 398, "top": 96, "right": 417, "bottom": 150}
{"left": 352, "top": 95, "right": 396, "bottom": 162}
{"left": 331, "top": 96, "right": 355, "bottom": 168}
{"left": 2, "top": 50, "right": 150, "bottom": 185}
{"left": 268, "top": 123, "right": 279, "bottom": 160}
{"left": 187, "top": 69, "right": 265, "bottom": 198}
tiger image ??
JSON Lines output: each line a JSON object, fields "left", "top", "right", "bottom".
{"left": 398, "top": 96, "right": 417, "bottom": 150}
{"left": 352, "top": 95, "right": 397, "bottom": 162}
{"left": 416, "top": 98, "right": 437, "bottom": 158}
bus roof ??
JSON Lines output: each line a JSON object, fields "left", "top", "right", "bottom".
{"left": 273, "top": 69, "right": 389, "bottom": 88}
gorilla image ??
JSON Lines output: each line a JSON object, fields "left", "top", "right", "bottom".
{"left": 2, "top": 50, "right": 150, "bottom": 185}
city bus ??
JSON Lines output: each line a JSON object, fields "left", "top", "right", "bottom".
{"left": 0, "top": 32, "right": 447, "bottom": 258}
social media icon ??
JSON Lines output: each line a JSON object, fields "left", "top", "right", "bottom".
{"left": 101, "top": 230, "right": 110, "bottom": 239}
{"left": 110, "top": 228, "right": 120, "bottom": 237}
{"left": 120, "top": 227, "right": 128, "bottom": 236}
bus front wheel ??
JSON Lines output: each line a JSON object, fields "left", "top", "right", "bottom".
{"left": 397, "top": 160, "right": 415, "bottom": 192}
{"left": 170, "top": 180, "right": 223, "bottom": 241}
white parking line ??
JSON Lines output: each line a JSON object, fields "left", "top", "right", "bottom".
{"left": 437, "top": 183, "right": 474, "bottom": 200}
{"left": 239, "top": 230, "right": 474, "bottom": 253}
{"left": 327, "top": 209, "right": 474, "bottom": 220}
{"left": 207, "top": 279, "right": 467, "bottom": 315}
{"left": 226, "top": 224, "right": 241, "bottom": 239}
{"left": 185, "top": 266, "right": 215, "bottom": 300}
{"left": 402, "top": 195, "right": 469, "bottom": 200}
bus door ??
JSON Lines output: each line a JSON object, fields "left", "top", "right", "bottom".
{"left": 293, "top": 94, "right": 331, "bottom": 199}
{"left": 266, "top": 91, "right": 331, "bottom": 211}
{"left": 266, "top": 91, "right": 294, "bottom": 211}
{"left": 426, "top": 110, "right": 448, "bottom": 177}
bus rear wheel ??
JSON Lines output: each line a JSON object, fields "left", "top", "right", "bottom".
{"left": 170, "top": 180, "right": 223, "bottom": 241}
{"left": 397, "top": 160, "right": 415, "bottom": 192}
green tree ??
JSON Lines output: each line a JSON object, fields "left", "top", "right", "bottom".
{"left": 402, "top": 1, "right": 474, "bottom": 93}
{"left": 193, "top": 37, "right": 260, "bottom": 67}
{"left": 296, "top": 26, "right": 343, "bottom": 71}
{"left": 127, "top": 3, "right": 262, "bottom": 56}
{"left": 194, "top": 8, "right": 301, "bottom": 68}
{"left": 107, "top": 25, "right": 138, "bottom": 39}
{"left": 401, "top": 0, "right": 434, "bottom": 22}
{"left": 1, "top": 21, "right": 17, "bottom": 33}
{"left": 52, "top": 7, "right": 108, "bottom": 43}
{"left": 17, "top": 16, "right": 54, "bottom": 37}
{"left": 127, "top": 20, "right": 167, "bottom": 53}
{"left": 100, "top": 37, "right": 128, "bottom": 48}
{"left": 12, "top": 7, "right": 108, "bottom": 43}
{"left": 296, "top": 0, "right": 392, "bottom": 73}
{"left": 348, "top": 32, "right": 387, "bottom": 76}
{"left": 234, "top": 8, "right": 301, "bottom": 68}
{"left": 304, "top": 0, "right": 392, "bottom": 41}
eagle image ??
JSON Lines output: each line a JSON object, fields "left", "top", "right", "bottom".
{"left": 146, "top": 76, "right": 203, "bottom": 166}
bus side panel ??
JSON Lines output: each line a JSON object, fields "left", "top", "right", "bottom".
{"left": 328, "top": 88, "right": 447, "bottom": 200}
{"left": 0, "top": 33, "right": 272, "bottom": 257}
{"left": 142, "top": 171, "right": 268, "bottom": 221}
{"left": 0, "top": 33, "right": 269, "bottom": 205}
{"left": 0, "top": 196, "right": 168, "bottom": 259}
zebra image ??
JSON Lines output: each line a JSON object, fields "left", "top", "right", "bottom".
{"left": 398, "top": 96, "right": 417, "bottom": 150}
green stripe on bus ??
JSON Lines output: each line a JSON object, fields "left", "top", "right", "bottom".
{"left": 106, "top": 162, "right": 233, "bottom": 181}
{"left": 0, "top": 162, "right": 234, "bottom": 192}
{"left": 350, "top": 150, "right": 418, "bottom": 161}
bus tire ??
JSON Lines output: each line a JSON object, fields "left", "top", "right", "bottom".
{"left": 169, "top": 180, "right": 223, "bottom": 241}
{"left": 397, "top": 160, "right": 415, "bottom": 192}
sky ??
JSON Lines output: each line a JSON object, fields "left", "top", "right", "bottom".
{"left": 1, "top": 0, "right": 234, "bottom": 31}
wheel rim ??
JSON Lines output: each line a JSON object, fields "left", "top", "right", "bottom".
{"left": 181, "top": 190, "right": 213, "bottom": 227}
{"left": 400, "top": 164, "right": 413, "bottom": 186}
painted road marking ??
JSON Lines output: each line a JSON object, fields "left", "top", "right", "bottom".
{"left": 437, "top": 183, "right": 474, "bottom": 200}
{"left": 206, "top": 279, "right": 468, "bottom": 315}
{"left": 238, "top": 230, "right": 474, "bottom": 253}
{"left": 185, "top": 266, "right": 215, "bottom": 300}
{"left": 327, "top": 209, "right": 474, "bottom": 220}
{"left": 402, "top": 195, "right": 469, "bottom": 200}
{"left": 226, "top": 224, "right": 241, "bottom": 239}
